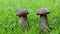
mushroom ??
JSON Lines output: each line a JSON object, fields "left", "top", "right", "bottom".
{"left": 16, "top": 9, "right": 29, "bottom": 32}
{"left": 37, "top": 8, "right": 51, "bottom": 34}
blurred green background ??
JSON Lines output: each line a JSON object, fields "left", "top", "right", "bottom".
{"left": 0, "top": 0, "right": 60, "bottom": 34}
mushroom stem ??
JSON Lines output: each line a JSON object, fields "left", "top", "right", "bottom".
{"left": 18, "top": 16, "right": 29, "bottom": 32}
{"left": 40, "top": 15, "right": 51, "bottom": 34}
{"left": 40, "top": 15, "right": 49, "bottom": 27}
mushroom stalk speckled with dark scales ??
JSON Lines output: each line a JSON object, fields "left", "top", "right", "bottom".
{"left": 37, "top": 8, "right": 51, "bottom": 34}
{"left": 16, "top": 9, "right": 29, "bottom": 32}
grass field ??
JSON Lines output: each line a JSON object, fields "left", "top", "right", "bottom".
{"left": 0, "top": 0, "right": 60, "bottom": 34}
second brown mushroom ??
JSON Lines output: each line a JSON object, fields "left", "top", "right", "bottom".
{"left": 37, "top": 8, "right": 51, "bottom": 34}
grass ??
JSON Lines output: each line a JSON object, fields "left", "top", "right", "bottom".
{"left": 0, "top": 0, "right": 60, "bottom": 34}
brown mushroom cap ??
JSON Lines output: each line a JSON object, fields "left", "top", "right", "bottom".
{"left": 16, "top": 9, "right": 29, "bottom": 17}
{"left": 37, "top": 8, "right": 50, "bottom": 15}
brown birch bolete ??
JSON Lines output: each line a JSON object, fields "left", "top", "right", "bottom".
{"left": 37, "top": 8, "right": 51, "bottom": 34}
{"left": 16, "top": 9, "right": 29, "bottom": 32}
